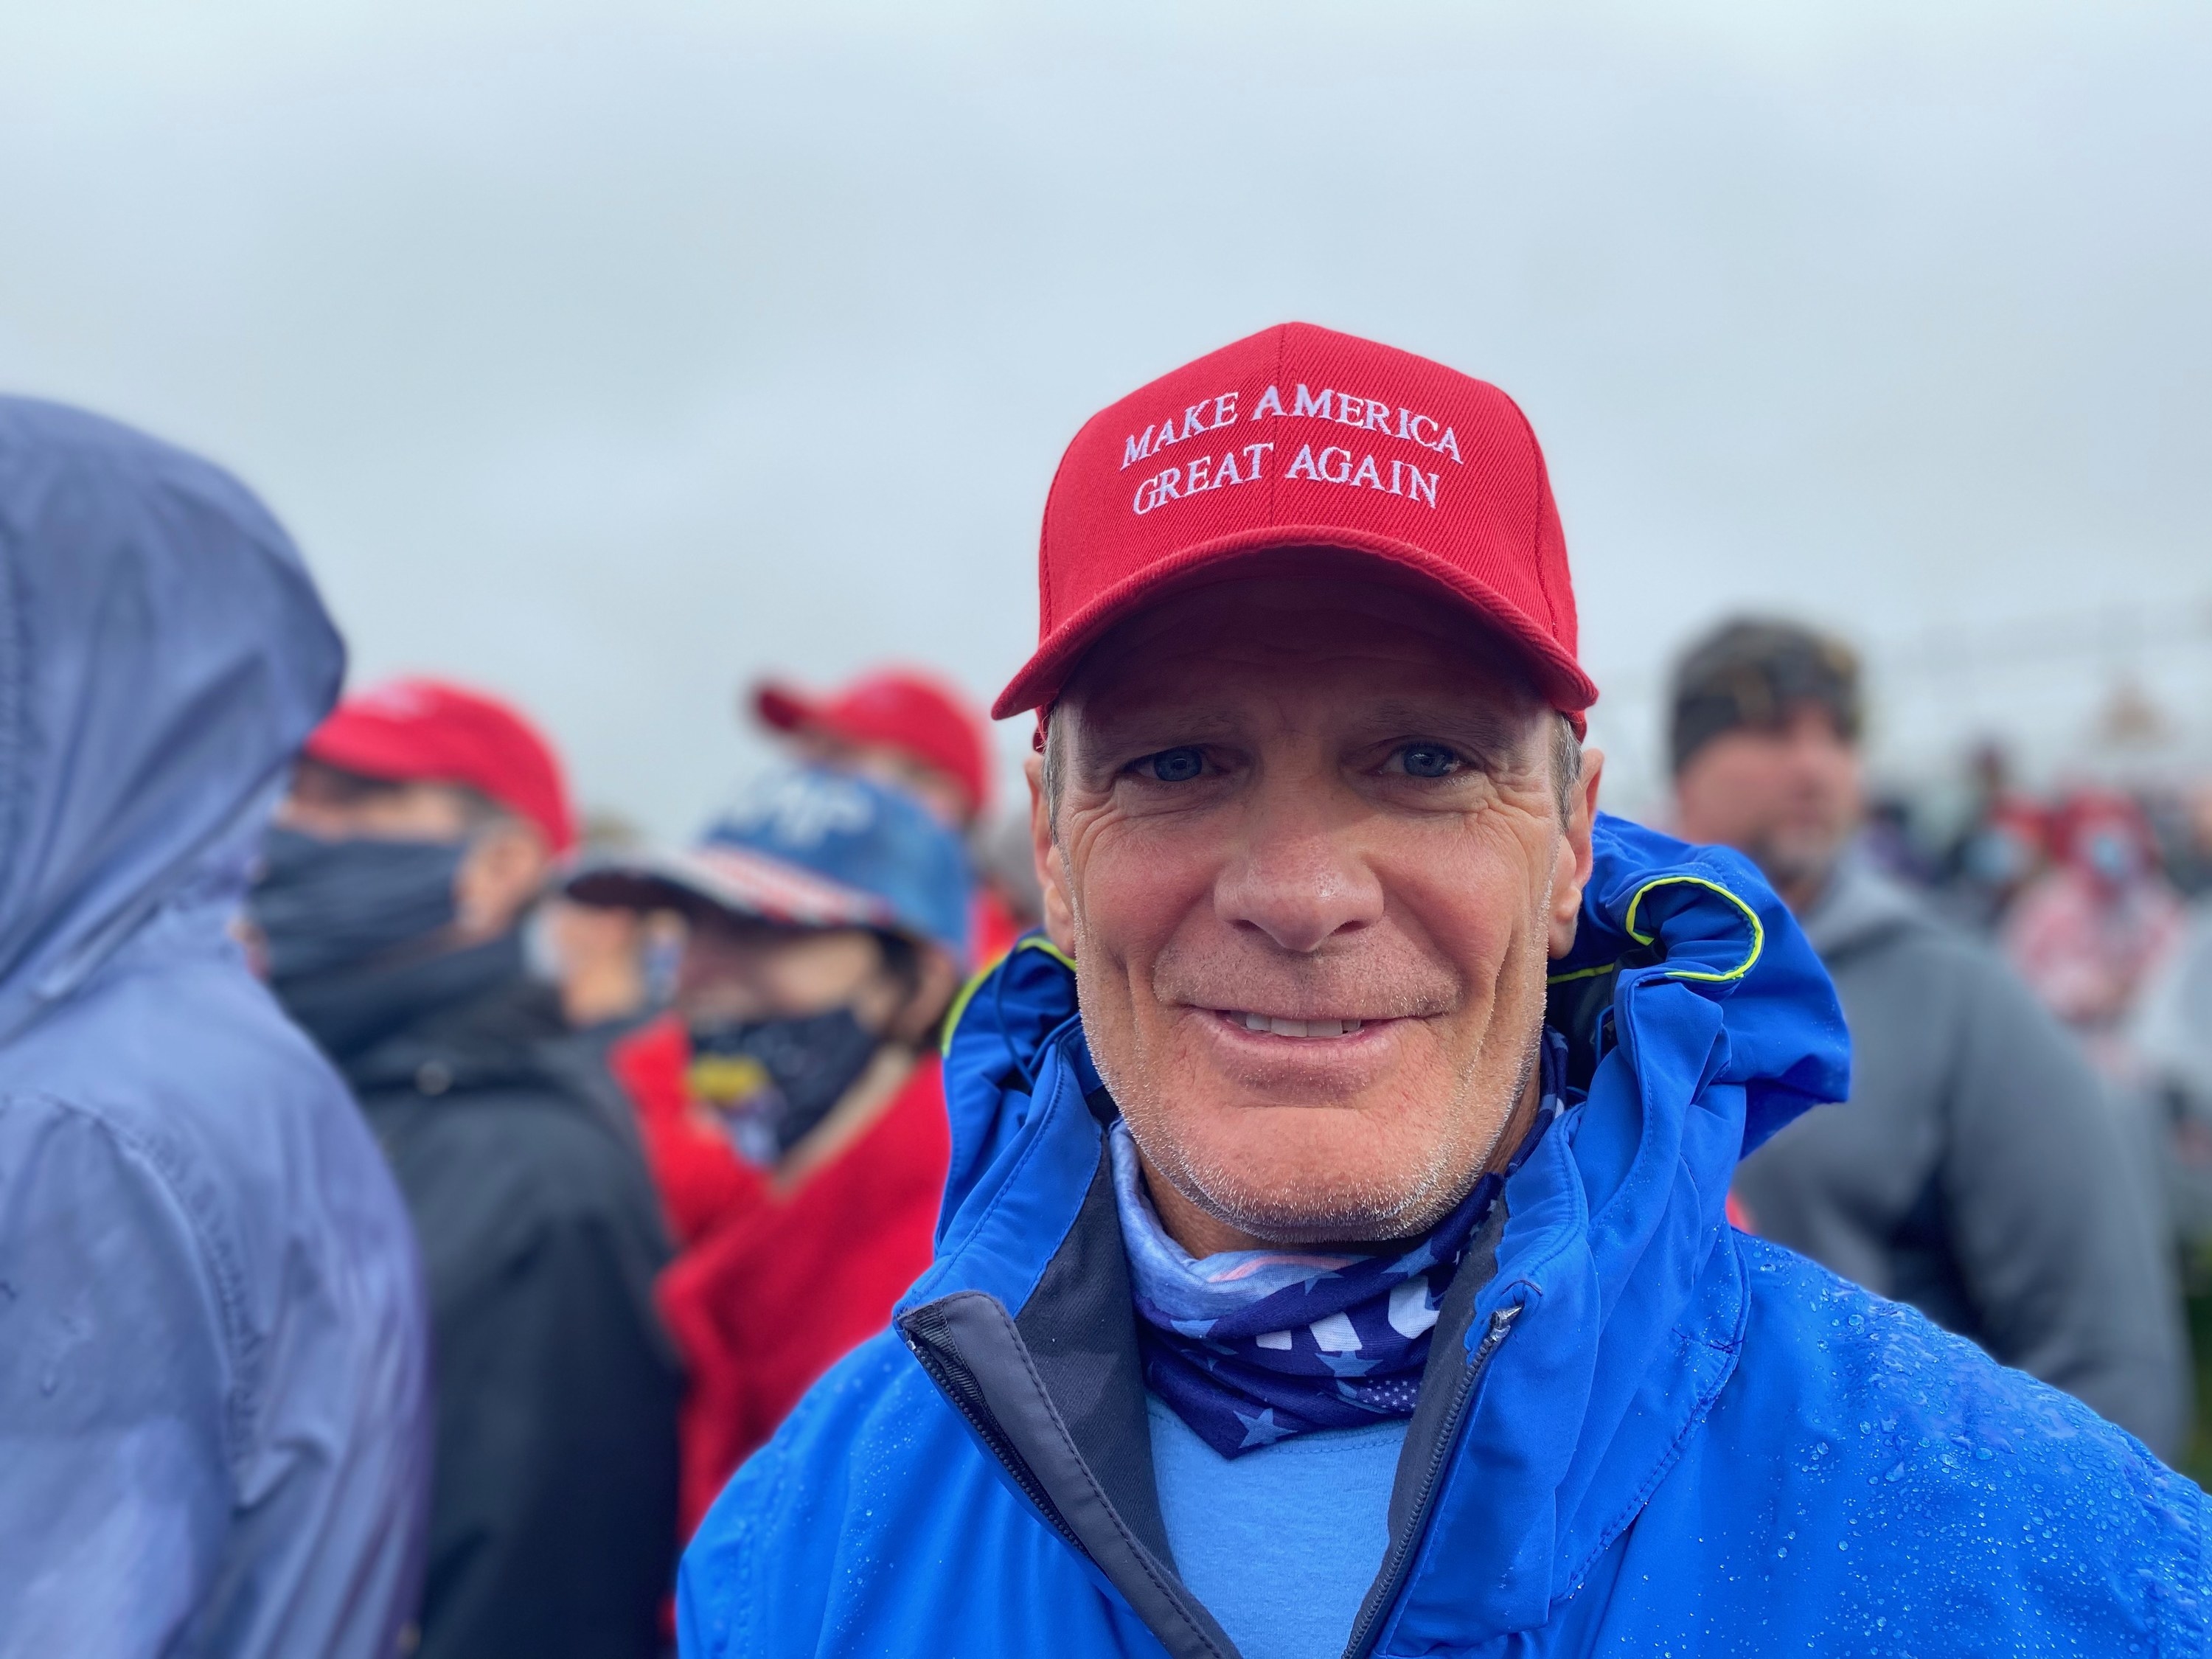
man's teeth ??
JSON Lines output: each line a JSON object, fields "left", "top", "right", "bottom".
{"left": 1235, "top": 1012, "right": 1365, "bottom": 1038}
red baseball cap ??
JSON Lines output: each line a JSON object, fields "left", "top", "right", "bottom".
{"left": 754, "top": 668, "right": 993, "bottom": 821}
{"left": 994, "top": 322, "right": 1597, "bottom": 733}
{"left": 303, "top": 677, "right": 577, "bottom": 853}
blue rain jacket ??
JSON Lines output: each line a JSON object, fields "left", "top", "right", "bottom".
{"left": 0, "top": 400, "right": 432, "bottom": 1657}
{"left": 680, "top": 814, "right": 2211, "bottom": 1657}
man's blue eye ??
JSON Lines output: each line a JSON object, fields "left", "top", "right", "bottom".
{"left": 1146, "top": 748, "right": 1205, "bottom": 783}
{"left": 1399, "top": 744, "right": 1460, "bottom": 779}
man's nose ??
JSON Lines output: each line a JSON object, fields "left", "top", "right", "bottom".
{"left": 1212, "top": 785, "right": 1385, "bottom": 954}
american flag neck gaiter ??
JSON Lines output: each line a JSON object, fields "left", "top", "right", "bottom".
{"left": 1114, "top": 1028, "right": 1568, "bottom": 1458}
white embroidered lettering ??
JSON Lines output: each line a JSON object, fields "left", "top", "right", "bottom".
{"left": 1130, "top": 443, "right": 1271, "bottom": 514}
{"left": 1284, "top": 443, "right": 1321, "bottom": 481}
{"left": 1293, "top": 384, "right": 1332, "bottom": 419}
{"left": 1251, "top": 384, "right": 1284, "bottom": 420}
{"left": 1351, "top": 454, "right": 1383, "bottom": 490}
{"left": 1407, "top": 467, "right": 1438, "bottom": 507}
{"left": 1318, "top": 445, "right": 1353, "bottom": 483}
{"left": 1437, "top": 426, "right": 1461, "bottom": 465}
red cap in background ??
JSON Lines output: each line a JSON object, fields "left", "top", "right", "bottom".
{"left": 754, "top": 669, "right": 992, "bottom": 822}
{"left": 995, "top": 321, "right": 1597, "bottom": 733}
{"left": 304, "top": 677, "right": 577, "bottom": 853}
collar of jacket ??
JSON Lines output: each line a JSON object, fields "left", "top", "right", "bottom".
{"left": 897, "top": 812, "right": 1848, "bottom": 1656}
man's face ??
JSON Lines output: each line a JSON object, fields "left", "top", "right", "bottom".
{"left": 1672, "top": 705, "right": 1862, "bottom": 903}
{"left": 278, "top": 761, "right": 480, "bottom": 841}
{"left": 676, "top": 912, "right": 905, "bottom": 1032}
{"left": 274, "top": 760, "right": 550, "bottom": 941}
{"left": 790, "top": 731, "right": 973, "bottom": 830}
{"left": 1033, "top": 577, "right": 1599, "bottom": 1248}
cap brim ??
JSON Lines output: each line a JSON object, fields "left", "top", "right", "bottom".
{"left": 752, "top": 682, "right": 818, "bottom": 735}
{"left": 992, "top": 531, "right": 1598, "bottom": 734}
{"left": 563, "top": 844, "right": 897, "bottom": 933}
{"left": 300, "top": 723, "right": 433, "bottom": 785}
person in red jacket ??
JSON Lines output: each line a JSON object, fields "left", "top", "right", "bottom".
{"left": 568, "top": 765, "right": 971, "bottom": 1533}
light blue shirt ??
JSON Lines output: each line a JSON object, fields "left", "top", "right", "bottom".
{"left": 1148, "top": 1393, "right": 1405, "bottom": 1659}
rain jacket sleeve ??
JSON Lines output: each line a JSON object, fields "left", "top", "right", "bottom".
{"left": 0, "top": 1097, "right": 234, "bottom": 1657}
{"left": 1936, "top": 948, "right": 2187, "bottom": 1455}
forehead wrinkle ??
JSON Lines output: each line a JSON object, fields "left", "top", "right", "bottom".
{"left": 1071, "top": 664, "right": 1536, "bottom": 754}
{"left": 1357, "top": 698, "right": 1532, "bottom": 751}
{"left": 1069, "top": 696, "right": 1248, "bottom": 754}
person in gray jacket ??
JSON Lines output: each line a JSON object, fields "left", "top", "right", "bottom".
{"left": 0, "top": 400, "right": 431, "bottom": 1655}
{"left": 1671, "top": 617, "right": 2188, "bottom": 1460}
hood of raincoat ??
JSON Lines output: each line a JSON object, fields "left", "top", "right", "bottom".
{"left": 0, "top": 397, "right": 343, "bottom": 1037}
{"left": 0, "top": 398, "right": 430, "bottom": 1658}
{"left": 681, "top": 811, "right": 2205, "bottom": 1659}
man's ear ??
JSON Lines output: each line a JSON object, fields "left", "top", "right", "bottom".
{"left": 1548, "top": 748, "right": 1604, "bottom": 959}
{"left": 888, "top": 947, "right": 964, "bottom": 1044}
{"left": 1026, "top": 753, "right": 1077, "bottom": 956}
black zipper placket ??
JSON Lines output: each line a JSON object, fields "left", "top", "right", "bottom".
{"left": 1340, "top": 1302, "right": 1523, "bottom": 1659}
{"left": 898, "top": 1327, "right": 1086, "bottom": 1556}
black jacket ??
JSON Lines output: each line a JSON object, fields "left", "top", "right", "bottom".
{"left": 330, "top": 939, "right": 680, "bottom": 1659}
{"left": 1733, "top": 860, "right": 2188, "bottom": 1458}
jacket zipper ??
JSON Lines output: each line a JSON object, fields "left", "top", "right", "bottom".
{"left": 1340, "top": 1302, "right": 1523, "bottom": 1659}
{"left": 898, "top": 1326, "right": 1085, "bottom": 1554}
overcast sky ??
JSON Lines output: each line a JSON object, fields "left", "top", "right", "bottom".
{"left": 4, "top": 0, "right": 2208, "bottom": 833}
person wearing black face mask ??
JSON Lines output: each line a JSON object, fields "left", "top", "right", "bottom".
{"left": 568, "top": 764, "right": 971, "bottom": 1538}
{"left": 249, "top": 678, "right": 679, "bottom": 1659}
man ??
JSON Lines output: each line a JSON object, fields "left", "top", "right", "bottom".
{"left": 1672, "top": 619, "right": 2187, "bottom": 1458}
{"left": 753, "top": 667, "right": 1027, "bottom": 961}
{"left": 0, "top": 398, "right": 428, "bottom": 1655}
{"left": 250, "top": 678, "right": 679, "bottom": 1659}
{"left": 754, "top": 667, "right": 994, "bottom": 830}
{"left": 679, "top": 324, "right": 2209, "bottom": 1657}
{"left": 572, "top": 765, "right": 970, "bottom": 1531}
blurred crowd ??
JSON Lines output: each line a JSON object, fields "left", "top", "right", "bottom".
{"left": 5, "top": 392, "right": 2211, "bottom": 1656}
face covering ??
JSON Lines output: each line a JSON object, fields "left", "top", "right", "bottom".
{"left": 686, "top": 1008, "right": 885, "bottom": 1166}
{"left": 2082, "top": 828, "right": 2138, "bottom": 886}
{"left": 249, "top": 827, "right": 466, "bottom": 981}
{"left": 1119, "top": 1027, "right": 1568, "bottom": 1459}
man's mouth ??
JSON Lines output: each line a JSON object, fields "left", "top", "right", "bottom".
{"left": 1217, "top": 1010, "right": 1369, "bottom": 1039}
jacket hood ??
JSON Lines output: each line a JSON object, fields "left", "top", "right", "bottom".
{"left": 0, "top": 397, "right": 344, "bottom": 1044}
{"left": 1402, "top": 812, "right": 1848, "bottom": 1644}
{"left": 928, "top": 811, "right": 1850, "bottom": 1644}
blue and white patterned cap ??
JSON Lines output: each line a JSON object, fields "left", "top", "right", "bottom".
{"left": 566, "top": 765, "right": 973, "bottom": 964}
